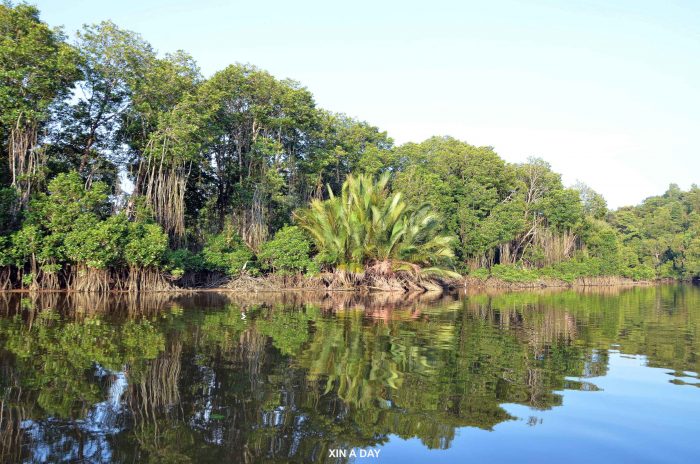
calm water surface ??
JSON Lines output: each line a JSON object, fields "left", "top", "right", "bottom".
{"left": 0, "top": 285, "right": 699, "bottom": 463}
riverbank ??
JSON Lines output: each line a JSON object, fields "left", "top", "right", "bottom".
{"left": 186, "top": 273, "right": 676, "bottom": 293}
{"left": 0, "top": 270, "right": 681, "bottom": 294}
{"left": 462, "top": 275, "right": 675, "bottom": 289}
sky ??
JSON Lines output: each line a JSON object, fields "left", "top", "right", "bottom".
{"left": 31, "top": 0, "right": 700, "bottom": 208}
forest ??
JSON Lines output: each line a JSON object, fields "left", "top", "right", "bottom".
{"left": 2, "top": 2, "right": 700, "bottom": 292}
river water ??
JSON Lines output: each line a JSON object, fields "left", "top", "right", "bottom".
{"left": 0, "top": 285, "right": 698, "bottom": 463}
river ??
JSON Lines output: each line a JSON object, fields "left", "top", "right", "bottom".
{"left": 0, "top": 285, "right": 698, "bottom": 463}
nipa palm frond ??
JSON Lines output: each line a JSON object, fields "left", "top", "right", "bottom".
{"left": 294, "top": 173, "right": 457, "bottom": 274}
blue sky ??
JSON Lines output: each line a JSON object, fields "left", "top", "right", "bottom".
{"left": 32, "top": 0, "right": 700, "bottom": 208}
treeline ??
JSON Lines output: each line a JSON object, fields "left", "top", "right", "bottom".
{"left": 1, "top": 3, "right": 698, "bottom": 291}
{"left": 393, "top": 137, "right": 700, "bottom": 284}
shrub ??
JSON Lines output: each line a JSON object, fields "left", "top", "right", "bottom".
{"left": 125, "top": 221, "right": 169, "bottom": 269}
{"left": 257, "top": 226, "right": 313, "bottom": 275}
{"left": 9, "top": 225, "right": 42, "bottom": 266}
{"left": 164, "top": 248, "right": 205, "bottom": 278}
{"left": 469, "top": 268, "right": 490, "bottom": 280}
{"left": 64, "top": 214, "right": 129, "bottom": 269}
{"left": 490, "top": 264, "right": 538, "bottom": 282}
{"left": 656, "top": 261, "right": 678, "bottom": 279}
{"left": 540, "top": 257, "right": 612, "bottom": 282}
{"left": 21, "top": 273, "right": 34, "bottom": 286}
{"left": 202, "top": 232, "right": 255, "bottom": 277}
{"left": 28, "top": 172, "right": 110, "bottom": 235}
{"left": 621, "top": 264, "right": 655, "bottom": 281}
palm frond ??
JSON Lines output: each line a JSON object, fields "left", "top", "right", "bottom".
{"left": 294, "top": 173, "right": 457, "bottom": 275}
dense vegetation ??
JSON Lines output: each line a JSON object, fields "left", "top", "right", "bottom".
{"left": 1, "top": 2, "right": 699, "bottom": 291}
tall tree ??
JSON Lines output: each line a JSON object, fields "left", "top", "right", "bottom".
{"left": 502, "top": 158, "right": 584, "bottom": 267}
{"left": 49, "top": 21, "right": 154, "bottom": 187}
{"left": 123, "top": 51, "right": 205, "bottom": 244}
{"left": 199, "top": 64, "right": 317, "bottom": 248}
{"left": 304, "top": 111, "right": 394, "bottom": 197}
{"left": 574, "top": 181, "right": 608, "bottom": 220}
{"left": 393, "top": 136, "right": 521, "bottom": 266}
{"left": 0, "top": 2, "right": 79, "bottom": 209}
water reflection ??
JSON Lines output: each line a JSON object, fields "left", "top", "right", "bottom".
{"left": 0, "top": 285, "right": 699, "bottom": 463}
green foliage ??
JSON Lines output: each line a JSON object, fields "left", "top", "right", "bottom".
{"left": 540, "top": 188, "right": 584, "bottom": 231}
{"left": 196, "top": 63, "right": 319, "bottom": 236}
{"left": 164, "top": 248, "right": 205, "bottom": 277}
{"left": 0, "top": 187, "right": 17, "bottom": 231}
{"left": 7, "top": 172, "right": 115, "bottom": 270}
{"left": 468, "top": 267, "right": 490, "bottom": 280}
{"left": 609, "top": 184, "right": 700, "bottom": 280}
{"left": 0, "top": 236, "right": 9, "bottom": 267}
{"left": 392, "top": 142, "right": 589, "bottom": 269}
{"left": 541, "top": 257, "right": 611, "bottom": 282}
{"left": 489, "top": 264, "right": 539, "bottom": 283}
{"left": 125, "top": 221, "right": 169, "bottom": 268}
{"left": 27, "top": 172, "right": 110, "bottom": 236}
{"left": 2, "top": 169, "right": 173, "bottom": 280}
{"left": 64, "top": 214, "right": 129, "bottom": 269}
{"left": 621, "top": 264, "right": 655, "bottom": 281}
{"left": 9, "top": 224, "right": 42, "bottom": 265}
{"left": 295, "top": 172, "right": 456, "bottom": 274}
{"left": 0, "top": 2, "right": 79, "bottom": 127}
{"left": 393, "top": 136, "right": 521, "bottom": 260}
{"left": 257, "top": 226, "right": 314, "bottom": 275}
{"left": 580, "top": 219, "right": 621, "bottom": 275}
{"left": 306, "top": 111, "right": 394, "bottom": 193}
{"left": 49, "top": 20, "right": 156, "bottom": 184}
{"left": 202, "top": 231, "right": 255, "bottom": 276}
{"left": 21, "top": 272, "right": 34, "bottom": 286}
{"left": 574, "top": 182, "right": 608, "bottom": 220}
{"left": 481, "top": 255, "right": 631, "bottom": 284}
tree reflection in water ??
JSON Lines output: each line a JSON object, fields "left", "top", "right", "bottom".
{"left": 0, "top": 285, "right": 698, "bottom": 463}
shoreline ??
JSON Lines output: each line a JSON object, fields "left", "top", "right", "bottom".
{"left": 0, "top": 276, "right": 683, "bottom": 295}
{"left": 460, "top": 275, "right": 676, "bottom": 289}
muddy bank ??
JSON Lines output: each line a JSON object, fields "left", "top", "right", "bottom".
{"left": 461, "top": 275, "right": 676, "bottom": 289}
{"left": 221, "top": 271, "right": 451, "bottom": 293}
{"left": 211, "top": 273, "right": 677, "bottom": 293}
{"left": 0, "top": 269, "right": 681, "bottom": 295}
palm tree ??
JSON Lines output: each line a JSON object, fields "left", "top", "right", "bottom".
{"left": 294, "top": 173, "right": 457, "bottom": 278}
